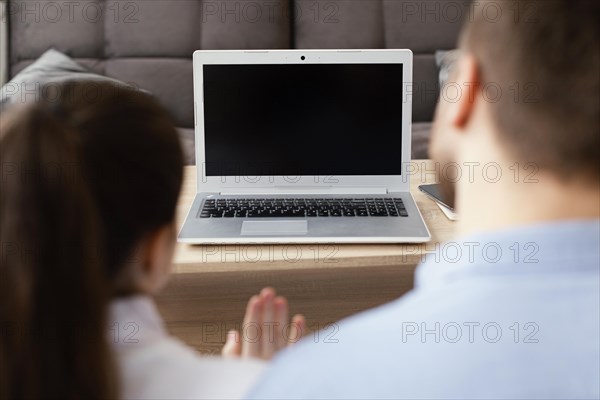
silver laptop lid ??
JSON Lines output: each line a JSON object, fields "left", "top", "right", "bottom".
{"left": 193, "top": 50, "right": 414, "bottom": 195}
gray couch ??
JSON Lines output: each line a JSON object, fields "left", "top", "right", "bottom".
{"left": 6, "top": 0, "right": 465, "bottom": 163}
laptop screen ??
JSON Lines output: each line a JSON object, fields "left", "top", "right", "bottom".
{"left": 203, "top": 63, "right": 405, "bottom": 177}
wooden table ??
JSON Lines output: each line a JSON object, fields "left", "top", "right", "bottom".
{"left": 155, "top": 160, "right": 455, "bottom": 355}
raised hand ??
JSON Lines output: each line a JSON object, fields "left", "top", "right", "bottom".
{"left": 222, "top": 287, "right": 306, "bottom": 360}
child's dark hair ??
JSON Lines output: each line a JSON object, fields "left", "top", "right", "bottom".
{"left": 0, "top": 101, "right": 117, "bottom": 398}
{"left": 42, "top": 81, "right": 185, "bottom": 289}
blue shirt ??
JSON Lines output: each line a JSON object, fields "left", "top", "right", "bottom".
{"left": 249, "top": 220, "right": 600, "bottom": 399}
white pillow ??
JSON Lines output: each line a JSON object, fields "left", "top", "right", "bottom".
{"left": 0, "top": 49, "right": 138, "bottom": 107}
{"left": 435, "top": 49, "right": 461, "bottom": 88}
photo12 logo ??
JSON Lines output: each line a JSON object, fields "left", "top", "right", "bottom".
{"left": 401, "top": 321, "right": 540, "bottom": 344}
{"left": 397, "top": 1, "right": 540, "bottom": 24}
{"left": 2, "top": 1, "right": 140, "bottom": 24}
{"left": 403, "top": 161, "right": 540, "bottom": 185}
{"left": 201, "top": 321, "right": 339, "bottom": 345}
{"left": 199, "top": 243, "right": 339, "bottom": 264}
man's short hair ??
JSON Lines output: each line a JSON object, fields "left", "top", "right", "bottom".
{"left": 461, "top": 0, "right": 599, "bottom": 180}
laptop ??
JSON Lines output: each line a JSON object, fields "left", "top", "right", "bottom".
{"left": 178, "top": 50, "right": 431, "bottom": 244}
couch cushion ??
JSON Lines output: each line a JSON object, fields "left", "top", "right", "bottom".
{"left": 383, "top": 1, "right": 466, "bottom": 53}
{"left": 177, "top": 127, "right": 196, "bottom": 165}
{"left": 412, "top": 122, "right": 432, "bottom": 160}
{"left": 10, "top": 0, "right": 105, "bottom": 64}
{"left": 105, "top": 1, "right": 202, "bottom": 58}
{"left": 105, "top": 0, "right": 290, "bottom": 56}
{"left": 413, "top": 54, "right": 441, "bottom": 122}
{"left": 105, "top": 58, "right": 193, "bottom": 128}
{"left": 199, "top": 0, "right": 290, "bottom": 49}
{"left": 294, "top": 0, "right": 384, "bottom": 48}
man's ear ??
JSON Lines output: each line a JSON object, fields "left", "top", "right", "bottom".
{"left": 449, "top": 54, "right": 480, "bottom": 130}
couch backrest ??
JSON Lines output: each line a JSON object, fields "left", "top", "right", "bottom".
{"left": 8, "top": 0, "right": 465, "bottom": 127}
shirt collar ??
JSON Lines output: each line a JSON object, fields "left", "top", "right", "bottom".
{"left": 415, "top": 219, "right": 600, "bottom": 289}
{"left": 108, "top": 295, "right": 167, "bottom": 349}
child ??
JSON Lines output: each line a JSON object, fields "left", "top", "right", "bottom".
{"left": 0, "top": 81, "right": 304, "bottom": 399}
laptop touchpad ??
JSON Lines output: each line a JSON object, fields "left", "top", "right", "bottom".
{"left": 241, "top": 221, "right": 308, "bottom": 236}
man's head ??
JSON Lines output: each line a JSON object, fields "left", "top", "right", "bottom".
{"left": 431, "top": 0, "right": 599, "bottom": 186}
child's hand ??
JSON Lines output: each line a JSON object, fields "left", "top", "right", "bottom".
{"left": 222, "top": 287, "right": 306, "bottom": 360}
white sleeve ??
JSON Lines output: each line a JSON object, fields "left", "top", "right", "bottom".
{"left": 117, "top": 337, "right": 267, "bottom": 400}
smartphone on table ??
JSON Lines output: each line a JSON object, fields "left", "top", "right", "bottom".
{"left": 418, "top": 184, "right": 455, "bottom": 212}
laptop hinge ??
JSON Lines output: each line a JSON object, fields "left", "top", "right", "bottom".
{"left": 220, "top": 187, "right": 388, "bottom": 196}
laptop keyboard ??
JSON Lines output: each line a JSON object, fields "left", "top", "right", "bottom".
{"left": 198, "top": 198, "right": 409, "bottom": 218}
